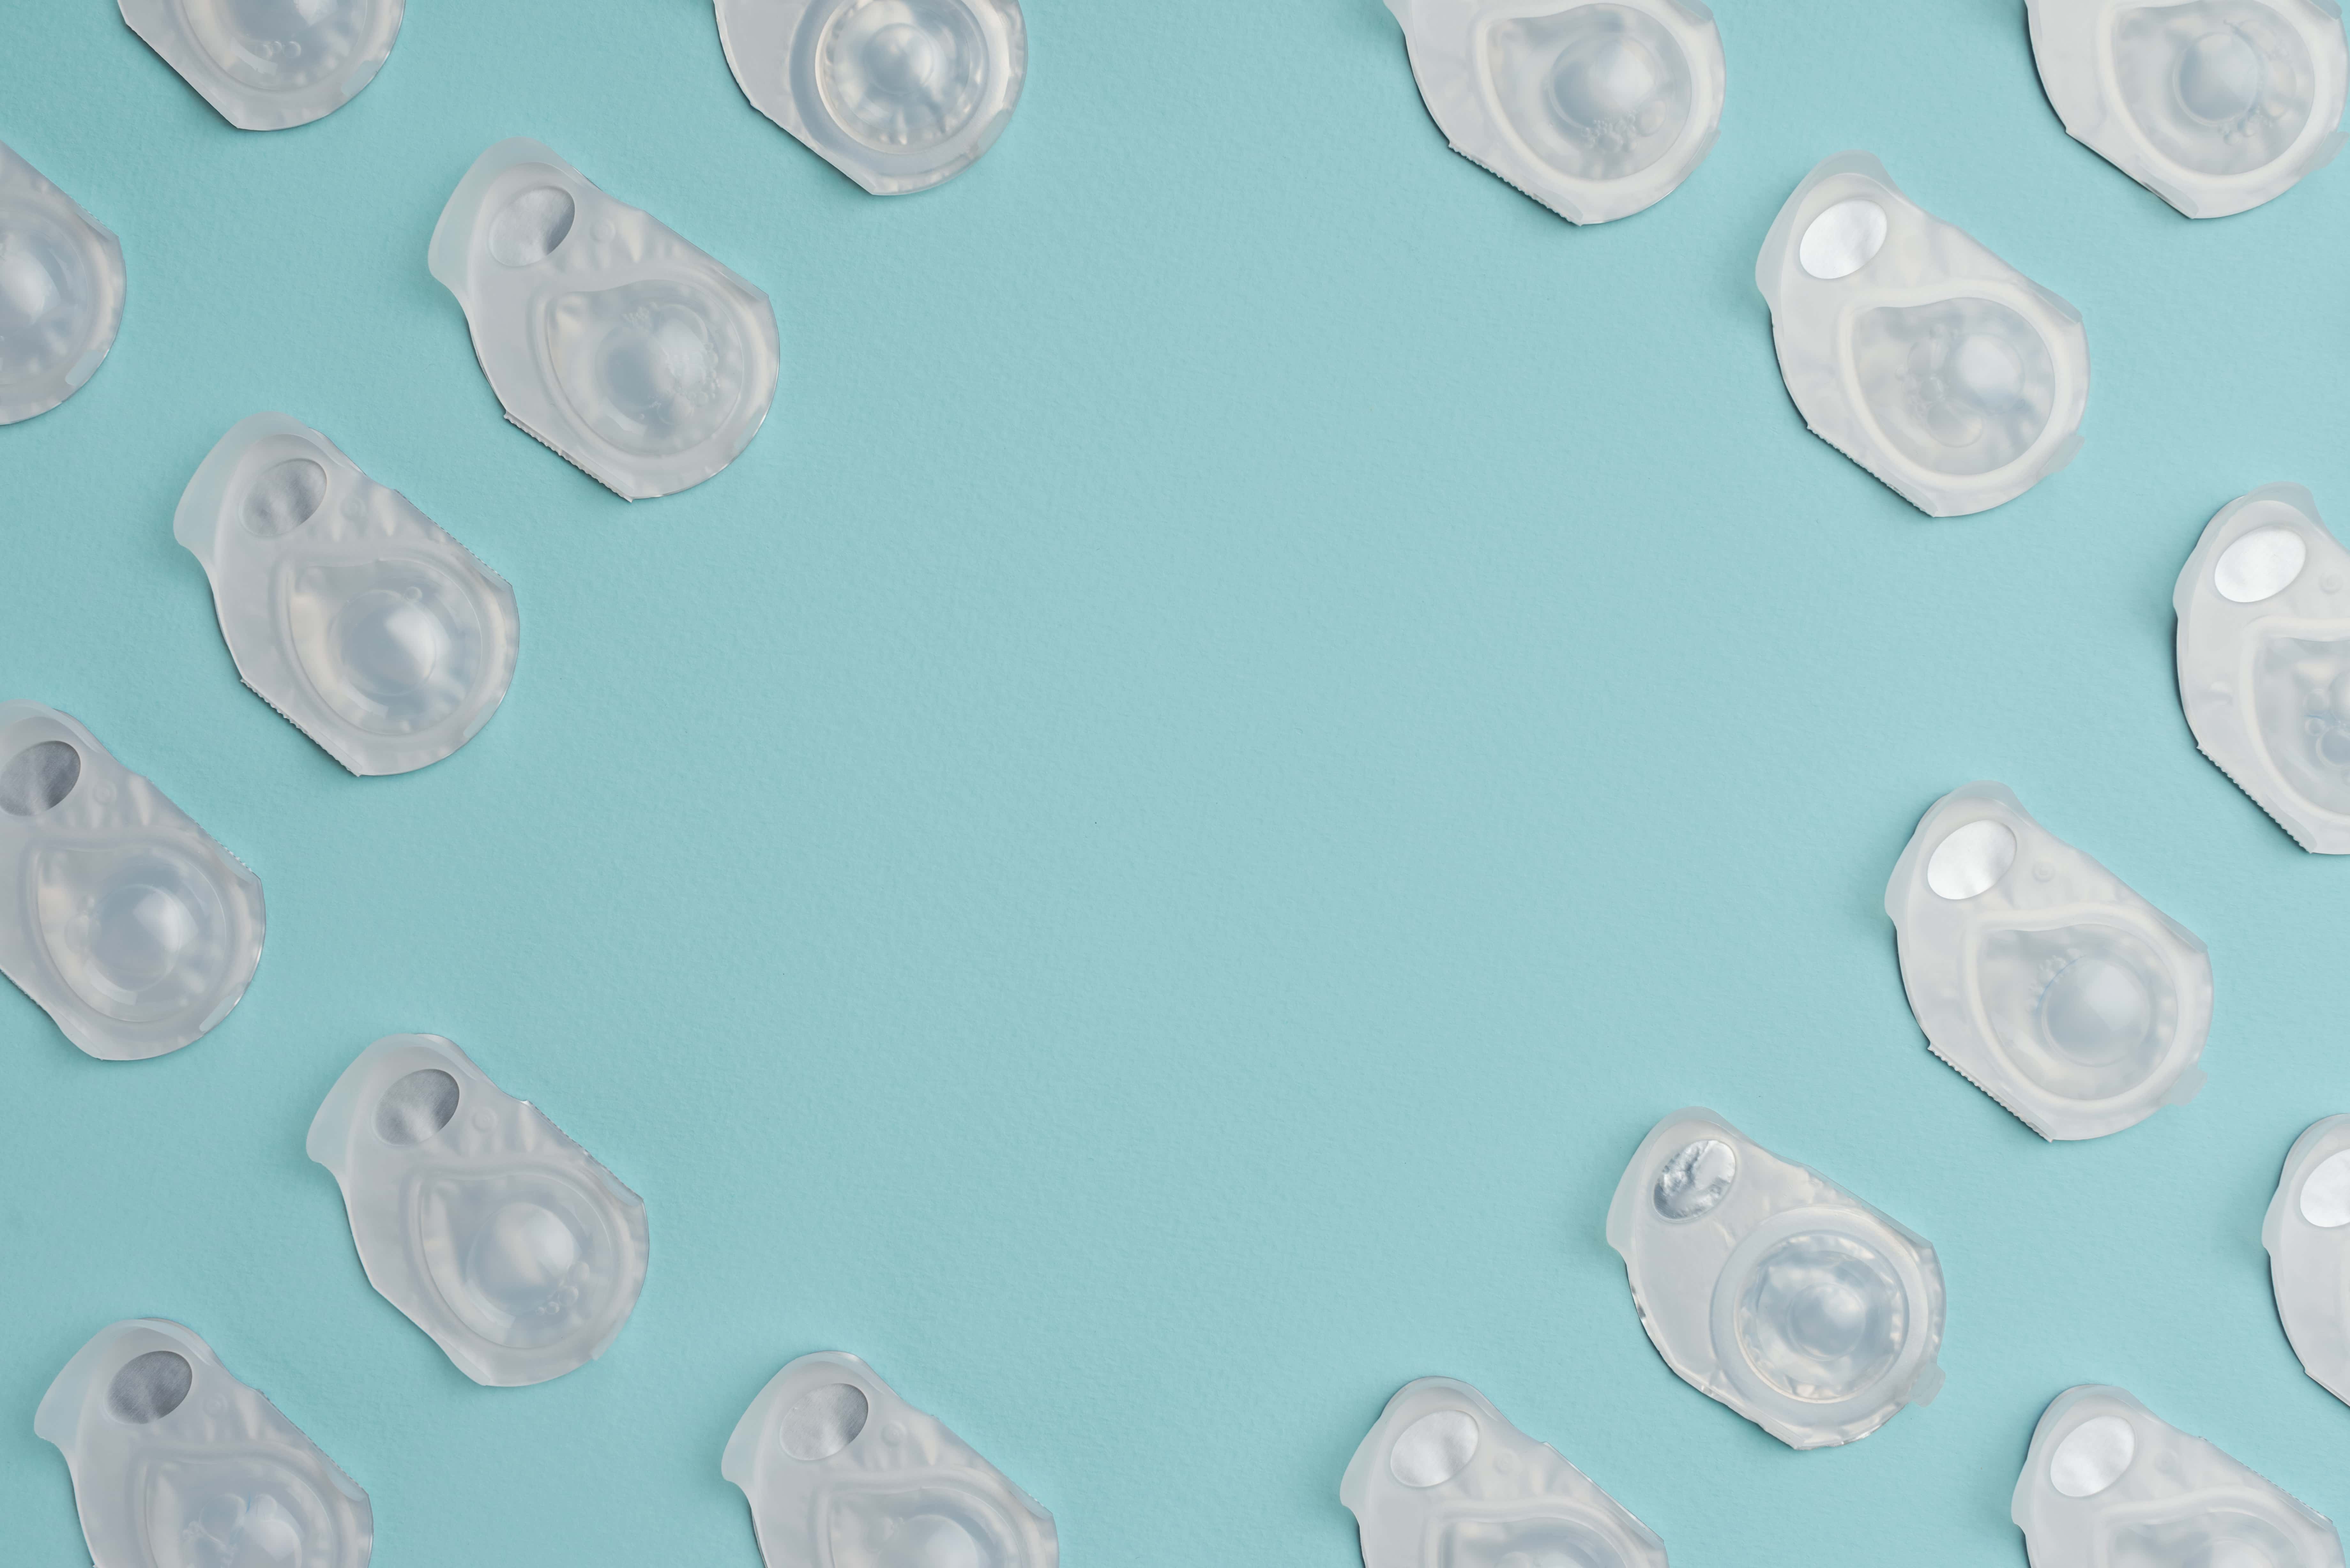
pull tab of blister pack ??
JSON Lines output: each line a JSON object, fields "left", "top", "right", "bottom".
{"left": 0, "top": 139, "right": 125, "bottom": 426}
{"left": 118, "top": 0, "right": 404, "bottom": 130}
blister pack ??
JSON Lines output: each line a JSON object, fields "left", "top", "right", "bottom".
{"left": 1755, "top": 151, "right": 2089, "bottom": 517}
{"left": 0, "top": 140, "right": 125, "bottom": 425}
{"left": 716, "top": 0, "right": 1027, "bottom": 194}
{"left": 307, "top": 1033, "right": 648, "bottom": 1386}
{"left": 1340, "top": 1376, "right": 1666, "bottom": 1568}
{"left": 1606, "top": 1107, "right": 1945, "bottom": 1448}
{"left": 429, "top": 138, "right": 780, "bottom": 500}
{"left": 118, "top": 0, "right": 404, "bottom": 130}
{"left": 1885, "top": 782, "right": 2212, "bottom": 1140}
{"left": 2265, "top": 1116, "right": 2350, "bottom": 1408}
{"left": 36, "top": 1318, "right": 372, "bottom": 1568}
{"left": 724, "top": 1352, "right": 1056, "bottom": 1568}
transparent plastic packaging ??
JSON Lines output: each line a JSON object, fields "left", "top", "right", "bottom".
{"left": 1885, "top": 782, "right": 2212, "bottom": 1140}
{"left": 1606, "top": 1106, "right": 1945, "bottom": 1449}
{"left": 1384, "top": 0, "right": 1725, "bottom": 224}
{"left": 429, "top": 138, "right": 780, "bottom": 501}
{"left": 174, "top": 412, "right": 518, "bottom": 777}
{"left": 1340, "top": 1376, "right": 1666, "bottom": 1568}
{"left": 0, "top": 140, "right": 125, "bottom": 426}
{"left": 36, "top": 1318, "right": 372, "bottom": 1568}
{"left": 2265, "top": 1116, "right": 2350, "bottom": 1407}
{"left": 1755, "top": 151, "right": 2090, "bottom": 517}
{"left": 307, "top": 1033, "right": 648, "bottom": 1386}
{"left": 118, "top": 0, "right": 404, "bottom": 131}
{"left": 2174, "top": 484, "right": 2350, "bottom": 852}
{"left": 724, "top": 1352, "right": 1056, "bottom": 1568}
{"left": 0, "top": 701, "right": 264, "bottom": 1061}
{"left": 2028, "top": 0, "right": 2348, "bottom": 218}
{"left": 715, "top": 0, "right": 1028, "bottom": 194}
{"left": 2013, "top": 1385, "right": 2342, "bottom": 1568}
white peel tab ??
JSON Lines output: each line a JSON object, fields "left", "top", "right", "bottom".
{"left": 428, "top": 138, "right": 781, "bottom": 501}
{"left": 1384, "top": 0, "right": 1725, "bottom": 225}
{"left": 0, "top": 701, "right": 264, "bottom": 1061}
{"left": 307, "top": 1033, "right": 649, "bottom": 1387}
{"left": 1605, "top": 1106, "right": 1946, "bottom": 1449}
{"left": 2175, "top": 483, "right": 2350, "bottom": 852}
{"left": 1339, "top": 1376, "right": 1666, "bottom": 1568}
{"left": 716, "top": 0, "right": 1028, "bottom": 195}
{"left": 2265, "top": 1116, "right": 2350, "bottom": 1408}
{"left": 2013, "top": 1385, "right": 2343, "bottom": 1568}
{"left": 723, "top": 1351, "right": 1057, "bottom": 1568}
{"left": 0, "top": 139, "right": 125, "bottom": 426}
{"left": 1755, "top": 151, "right": 2090, "bottom": 518}
{"left": 174, "top": 412, "right": 519, "bottom": 777}
{"left": 2028, "top": 0, "right": 2348, "bottom": 219}
{"left": 118, "top": 0, "right": 404, "bottom": 131}
{"left": 35, "top": 1318, "right": 372, "bottom": 1568}
{"left": 1885, "top": 781, "right": 2213, "bottom": 1140}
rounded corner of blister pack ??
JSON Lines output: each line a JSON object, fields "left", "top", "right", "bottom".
{"left": 117, "top": 0, "right": 405, "bottom": 132}
{"left": 0, "top": 139, "right": 126, "bottom": 426}
{"left": 2265, "top": 1114, "right": 2350, "bottom": 1407}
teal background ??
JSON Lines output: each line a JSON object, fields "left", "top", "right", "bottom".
{"left": 5, "top": 0, "right": 2350, "bottom": 1563}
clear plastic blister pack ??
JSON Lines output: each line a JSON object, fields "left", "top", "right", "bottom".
{"left": 2175, "top": 484, "right": 2350, "bottom": 851}
{"left": 428, "top": 138, "right": 781, "bottom": 501}
{"left": 2013, "top": 1385, "right": 2344, "bottom": 1568}
{"left": 0, "top": 702, "right": 264, "bottom": 1061}
{"left": 2265, "top": 1116, "right": 2350, "bottom": 1407}
{"left": 0, "top": 140, "right": 125, "bottom": 426}
{"left": 1606, "top": 1107, "right": 1945, "bottom": 1449}
{"left": 307, "top": 1033, "right": 649, "bottom": 1387}
{"left": 724, "top": 1352, "right": 1057, "bottom": 1568}
{"left": 1339, "top": 1376, "right": 1666, "bottom": 1568}
{"left": 118, "top": 0, "right": 404, "bottom": 131}
{"left": 1755, "top": 151, "right": 2090, "bottom": 517}
{"left": 1384, "top": 0, "right": 1725, "bottom": 224}
{"left": 1885, "top": 782, "right": 2213, "bottom": 1141}
{"left": 2028, "top": 0, "right": 2348, "bottom": 218}
{"left": 174, "top": 412, "right": 519, "bottom": 778}
{"left": 36, "top": 1318, "right": 372, "bottom": 1568}
{"left": 716, "top": 0, "right": 1028, "bottom": 194}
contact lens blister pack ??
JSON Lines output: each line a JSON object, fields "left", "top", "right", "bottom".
{"left": 1755, "top": 151, "right": 2090, "bottom": 517}
{"left": 2028, "top": 0, "right": 2348, "bottom": 218}
{"left": 2265, "top": 1116, "right": 2350, "bottom": 1407}
{"left": 0, "top": 702, "right": 264, "bottom": 1061}
{"left": 724, "top": 1352, "right": 1057, "bottom": 1568}
{"left": 2175, "top": 484, "right": 2350, "bottom": 851}
{"left": 429, "top": 138, "right": 780, "bottom": 500}
{"left": 1885, "top": 782, "right": 2213, "bottom": 1140}
{"left": 1606, "top": 1107, "right": 1945, "bottom": 1449}
{"left": 36, "top": 1318, "right": 372, "bottom": 1568}
{"left": 174, "top": 413, "right": 519, "bottom": 778}
{"left": 1384, "top": 0, "right": 1725, "bottom": 224}
{"left": 2013, "top": 1385, "right": 2343, "bottom": 1568}
{"left": 307, "top": 1033, "right": 649, "bottom": 1387}
{"left": 118, "top": 0, "right": 404, "bottom": 131}
{"left": 1339, "top": 1376, "right": 1665, "bottom": 1568}
{"left": 0, "top": 140, "right": 125, "bottom": 426}
{"left": 715, "top": 0, "right": 1028, "bottom": 194}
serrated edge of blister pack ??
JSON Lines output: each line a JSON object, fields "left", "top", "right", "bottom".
{"left": 504, "top": 412, "right": 632, "bottom": 503}
{"left": 1923, "top": 1037, "right": 2053, "bottom": 1142}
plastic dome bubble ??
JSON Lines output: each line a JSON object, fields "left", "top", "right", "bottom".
{"left": 306, "top": 1034, "right": 649, "bottom": 1387}
{"left": 2264, "top": 1117, "right": 2350, "bottom": 1407}
{"left": 1605, "top": 1108, "right": 1945, "bottom": 1449}
{"left": 715, "top": 0, "right": 1027, "bottom": 195}
{"left": 1340, "top": 1377, "right": 1666, "bottom": 1568}
{"left": 0, "top": 702, "right": 264, "bottom": 1061}
{"left": 2173, "top": 484, "right": 2350, "bottom": 852}
{"left": 0, "top": 140, "right": 125, "bottom": 425}
{"left": 2014, "top": 1386, "right": 2343, "bottom": 1567}
{"left": 118, "top": 0, "right": 404, "bottom": 130}
{"left": 36, "top": 1319, "right": 371, "bottom": 1568}
{"left": 174, "top": 413, "right": 519, "bottom": 777}
{"left": 428, "top": 139, "right": 780, "bottom": 501}
{"left": 2028, "top": 0, "right": 2348, "bottom": 218}
{"left": 1383, "top": 0, "right": 1725, "bottom": 224}
{"left": 723, "top": 1352, "right": 1057, "bottom": 1568}
{"left": 1755, "top": 151, "right": 2090, "bottom": 518}
{"left": 1884, "top": 782, "right": 2212, "bottom": 1140}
